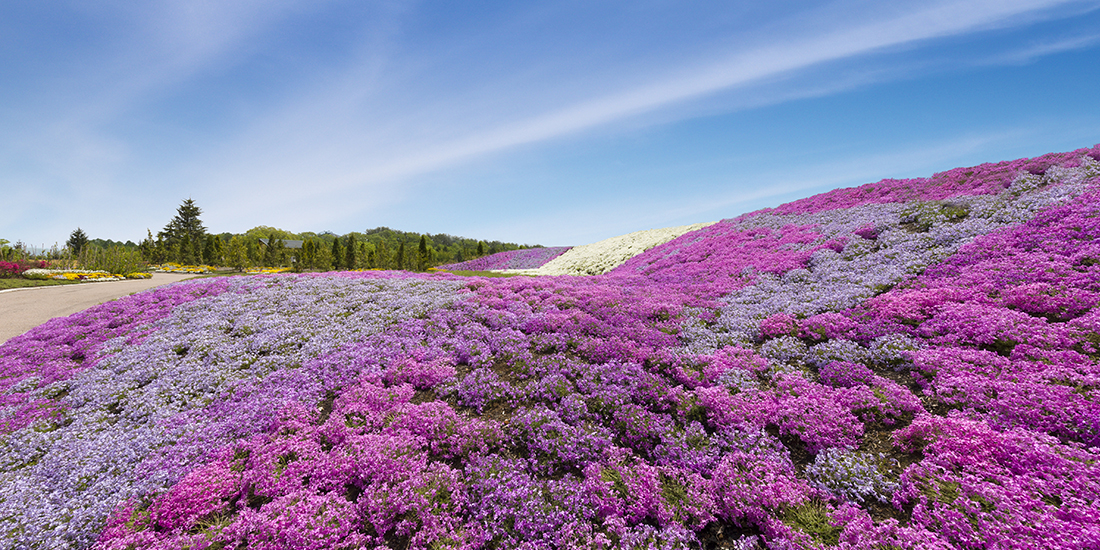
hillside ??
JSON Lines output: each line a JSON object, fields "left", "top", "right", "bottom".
{"left": 1, "top": 144, "right": 1099, "bottom": 549}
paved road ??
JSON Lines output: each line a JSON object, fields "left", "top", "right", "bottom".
{"left": 0, "top": 273, "right": 201, "bottom": 344}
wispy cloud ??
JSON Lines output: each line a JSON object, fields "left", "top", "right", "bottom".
{"left": 983, "top": 33, "right": 1100, "bottom": 64}
{"left": 215, "top": 0, "right": 1083, "bottom": 200}
{"left": 4, "top": 0, "right": 1097, "bottom": 245}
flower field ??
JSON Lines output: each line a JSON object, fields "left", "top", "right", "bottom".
{"left": 504, "top": 223, "right": 716, "bottom": 276}
{"left": 2, "top": 146, "right": 1100, "bottom": 549}
{"left": 21, "top": 269, "right": 152, "bottom": 282}
{"left": 441, "top": 247, "right": 573, "bottom": 272}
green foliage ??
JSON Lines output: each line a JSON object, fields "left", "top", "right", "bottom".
{"left": 261, "top": 233, "right": 286, "bottom": 267}
{"left": 782, "top": 501, "right": 841, "bottom": 546}
{"left": 158, "top": 199, "right": 207, "bottom": 264}
{"left": 417, "top": 235, "right": 433, "bottom": 272}
{"left": 226, "top": 236, "right": 249, "bottom": 272}
{"left": 331, "top": 237, "right": 344, "bottom": 270}
{"left": 77, "top": 246, "right": 147, "bottom": 275}
{"left": 202, "top": 234, "right": 224, "bottom": 266}
{"left": 345, "top": 234, "right": 357, "bottom": 270}
{"left": 900, "top": 200, "right": 972, "bottom": 233}
{"left": 66, "top": 228, "right": 89, "bottom": 255}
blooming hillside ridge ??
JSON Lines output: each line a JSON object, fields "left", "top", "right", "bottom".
{"left": 506, "top": 222, "right": 716, "bottom": 276}
{"left": 441, "top": 247, "right": 572, "bottom": 272}
{"left": 2, "top": 145, "right": 1099, "bottom": 550}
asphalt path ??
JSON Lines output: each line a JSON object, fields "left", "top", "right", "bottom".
{"left": 0, "top": 273, "right": 201, "bottom": 344}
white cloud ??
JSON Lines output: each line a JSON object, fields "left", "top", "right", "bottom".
{"left": 205, "top": 0, "right": 1083, "bottom": 201}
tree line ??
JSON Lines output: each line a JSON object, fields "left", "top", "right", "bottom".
{"left": 126, "top": 199, "right": 537, "bottom": 271}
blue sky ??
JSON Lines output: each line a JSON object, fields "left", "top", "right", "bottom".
{"left": 3, "top": 1, "right": 1099, "bottom": 248}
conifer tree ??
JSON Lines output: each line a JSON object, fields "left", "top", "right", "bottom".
{"left": 331, "top": 237, "right": 344, "bottom": 270}
{"left": 476, "top": 241, "right": 485, "bottom": 257}
{"left": 395, "top": 241, "right": 406, "bottom": 270}
{"left": 376, "top": 240, "right": 390, "bottom": 270}
{"left": 417, "top": 235, "right": 430, "bottom": 271}
{"left": 263, "top": 233, "right": 286, "bottom": 267}
{"left": 214, "top": 235, "right": 226, "bottom": 265}
{"left": 66, "top": 228, "right": 89, "bottom": 255}
{"left": 203, "top": 235, "right": 218, "bottom": 266}
{"left": 345, "top": 234, "right": 357, "bottom": 270}
{"left": 301, "top": 239, "right": 316, "bottom": 270}
{"left": 139, "top": 230, "right": 157, "bottom": 263}
{"left": 159, "top": 199, "right": 207, "bottom": 264}
{"left": 316, "top": 241, "right": 333, "bottom": 271}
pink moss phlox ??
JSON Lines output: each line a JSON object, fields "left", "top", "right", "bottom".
{"left": 893, "top": 414, "right": 1100, "bottom": 549}
{"left": 759, "top": 313, "right": 799, "bottom": 339}
{"left": 799, "top": 312, "right": 859, "bottom": 341}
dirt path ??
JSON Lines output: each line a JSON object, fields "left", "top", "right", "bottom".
{"left": 0, "top": 273, "right": 203, "bottom": 344}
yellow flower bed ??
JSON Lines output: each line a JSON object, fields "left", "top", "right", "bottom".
{"left": 245, "top": 267, "right": 292, "bottom": 274}
{"left": 23, "top": 269, "right": 124, "bottom": 282}
{"left": 152, "top": 263, "right": 214, "bottom": 274}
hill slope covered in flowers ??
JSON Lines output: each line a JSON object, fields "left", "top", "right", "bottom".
{"left": 2, "top": 145, "right": 1099, "bottom": 549}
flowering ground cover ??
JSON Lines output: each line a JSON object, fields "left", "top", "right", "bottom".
{"left": 0, "top": 260, "right": 47, "bottom": 278}
{"left": 22, "top": 269, "right": 152, "bottom": 282}
{"left": 508, "top": 223, "right": 715, "bottom": 276}
{"left": 153, "top": 263, "right": 216, "bottom": 274}
{"left": 2, "top": 145, "right": 1100, "bottom": 549}
{"left": 441, "top": 247, "right": 573, "bottom": 272}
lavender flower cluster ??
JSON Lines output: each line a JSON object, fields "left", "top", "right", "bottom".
{"left": 2, "top": 145, "right": 1099, "bottom": 549}
{"left": 441, "top": 247, "right": 572, "bottom": 271}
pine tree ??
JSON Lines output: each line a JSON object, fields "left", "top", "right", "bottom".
{"left": 159, "top": 199, "right": 207, "bottom": 264}
{"left": 366, "top": 245, "right": 377, "bottom": 269}
{"left": 417, "top": 235, "right": 430, "bottom": 271}
{"left": 301, "top": 239, "right": 316, "bottom": 270}
{"left": 66, "top": 228, "right": 89, "bottom": 255}
{"left": 395, "top": 241, "right": 406, "bottom": 270}
{"left": 316, "top": 241, "right": 333, "bottom": 271}
{"left": 376, "top": 240, "right": 390, "bottom": 270}
{"left": 345, "top": 234, "right": 357, "bottom": 270}
{"left": 139, "top": 230, "right": 157, "bottom": 262}
{"left": 203, "top": 235, "right": 218, "bottom": 265}
{"left": 214, "top": 235, "right": 226, "bottom": 265}
{"left": 263, "top": 233, "right": 286, "bottom": 267}
{"left": 476, "top": 241, "right": 485, "bottom": 257}
{"left": 331, "top": 237, "right": 344, "bottom": 270}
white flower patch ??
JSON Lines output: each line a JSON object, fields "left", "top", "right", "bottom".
{"left": 504, "top": 222, "right": 716, "bottom": 276}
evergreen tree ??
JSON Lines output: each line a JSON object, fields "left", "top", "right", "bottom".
{"left": 159, "top": 199, "right": 207, "bottom": 264}
{"left": 316, "top": 241, "right": 334, "bottom": 271}
{"left": 66, "top": 228, "right": 90, "bottom": 255}
{"left": 395, "top": 241, "right": 406, "bottom": 270}
{"left": 203, "top": 235, "right": 218, "bottom": 265}
{"left": 263, "top": 233, "right": 286, "bottom": 267}
{"left": 301, "top": 239, "right": 316, "bottom": 270}
{"left": 417, "top": 235, "right": 430, "bottom": 271}
{"left": 345, "top": 234, "right": 357, "bottom": 270}
{"left": 331, "top": 237, "right": 344, "bottom": 270}
{"left": 476, "top": 241, "right": 485, "bottom": 257}
{"left": 376, "top": 241, "right": 391, "bottom": 270}
{"left": 214, "top": 235, "right": 226, "bottom": 265}
{"left": 366, "top": 245, "right": 377, "bottom": 269}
